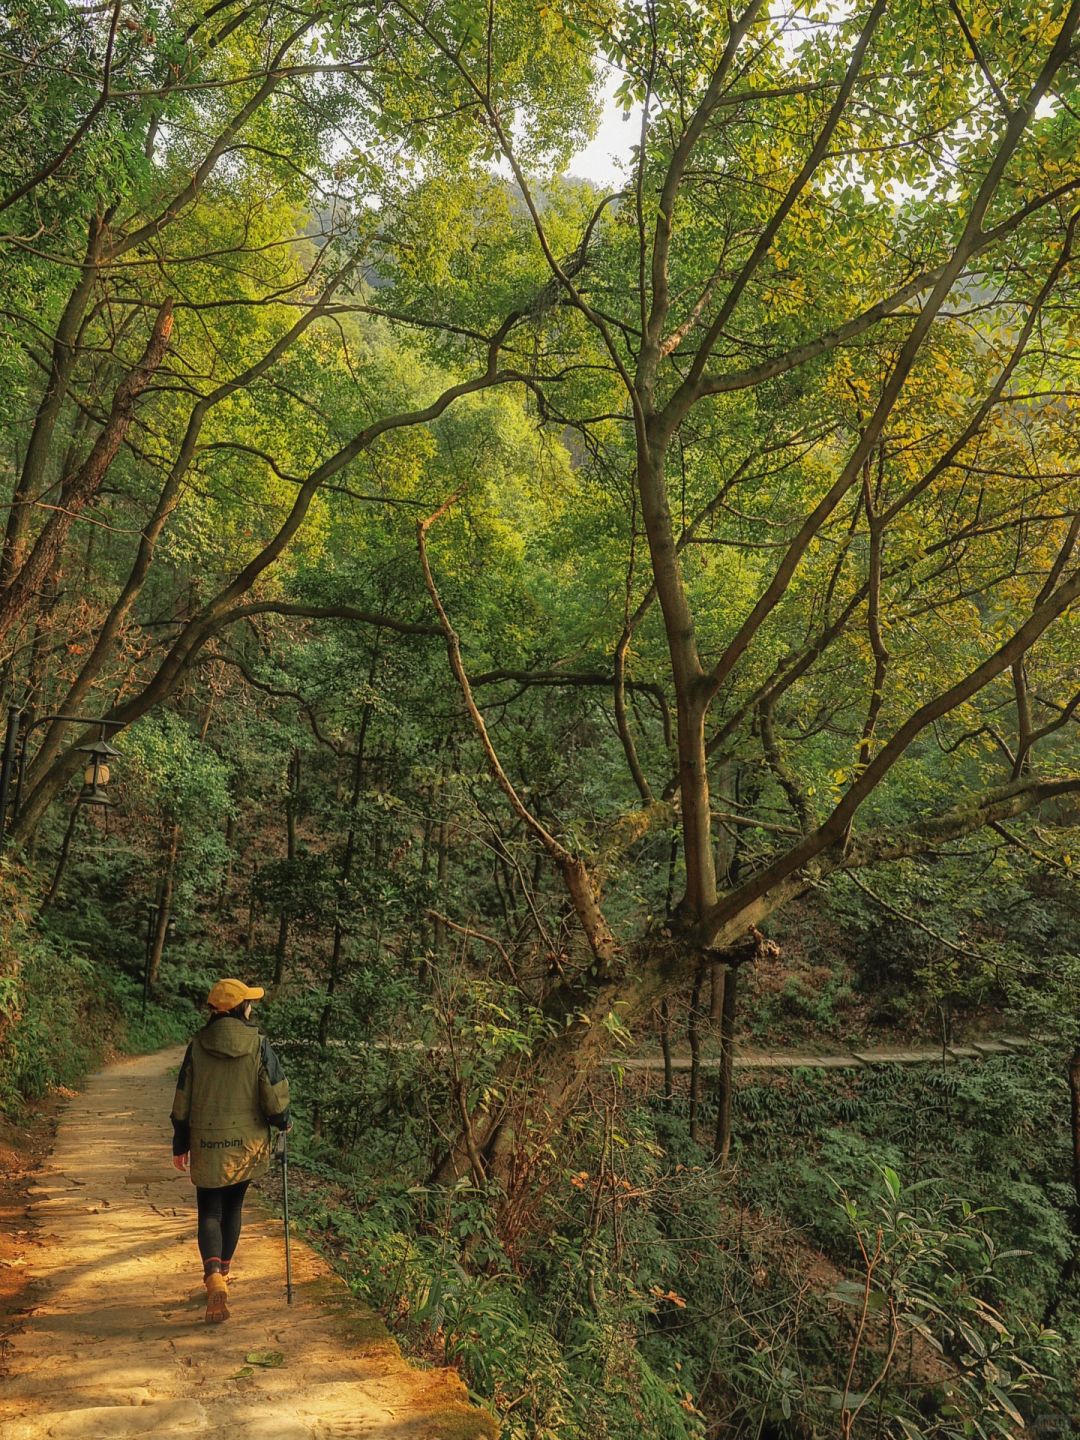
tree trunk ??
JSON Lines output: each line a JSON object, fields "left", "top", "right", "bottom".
{"left": 659, "top": 999, "right": 674, "bottom": 1102}
{"left": 311, "top": 919, "right": 344, "bottom": 1142}
{"left": 148, "top": 822, "right": 180, "bottom": 988}
{"left": 0, "top": 301, "right": 174, "bottom": 651}
{"left": 709, "top": 961, "right": 724, "bottom": 1023}
{"left": 23, "top": 570, "right": 64, "bottom": 713}
{"left": 433, "top": 817, "right": 449, "bottom": 949}
{"left": 273, "top": 912, "right": 289, "bottom": 984}
{"left": 1, "top": 223, "right": 103, "bottom": 586}
{"left": 312, "top": 651, "right": 378, "bottom": 1140}
{"left": 713, "top": 963, "right": 737, "bottom": 1165}
{"left": 244, "top": 876, "right": 257, "bottom": 955}
{"left": 1069, "top": 1046, "right": 1080, "bottom": 1213}
{"left": 636, "top": 435, "right": 717, "bottom": 921}
{"left": 688, "top": 967, "right": 706, "bottom": 1143}
{"left": 215, "top": 815, "right": 235, "bottom": 919}
{"left": 432, "top": 926, "right": 775, "bottom": 1234}
{"left": 41, "top": 802, "right": 81, "bottom": 910}
{"left": 273, "top": 749, "right": 299, "bottom": 985}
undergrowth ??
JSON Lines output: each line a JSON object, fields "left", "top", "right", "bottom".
{"left": 277, "top": 1022, "right": 1079, "bottom": 1440}
{"left": 0, "top": 862, "right": 197, "bottom": 1116}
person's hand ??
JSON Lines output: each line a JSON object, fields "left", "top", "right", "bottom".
{"left": 172, "top": 1152, "right": 189, "bottom": 1172}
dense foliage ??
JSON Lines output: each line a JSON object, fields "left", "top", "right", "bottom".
{"left": 2, "top": 0, "right": 1079, "bottom": 1434}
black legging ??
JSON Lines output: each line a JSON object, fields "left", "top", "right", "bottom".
{"left": 196, "top": 1180, "right": 250, "bottom": 1265}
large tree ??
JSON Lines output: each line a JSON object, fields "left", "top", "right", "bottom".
{"left": 3, "top": 0, "right": 1078, "bottom": 1226}
{"left": 363, "top": 0, "right": 1080, "bottom": 1208}
{"left": 0, "top": 0, "right": 594, "bottom": 838}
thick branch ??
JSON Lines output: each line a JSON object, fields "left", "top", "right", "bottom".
{"left": 758, "top": 696, "right": 813, "bottom": 834}
{"left": 12, "top": 352, "right": 523, "bottom": 839}
{"left": 29, "top": 259, "right": 359, "bottom": 783}
{"left": 0, "top": 300, "right": 174, "bottom": 653}
{"left": 693, "top": 178, "right": 1080, "bottom": 399}
{"left": 417, "top": 495, "right": 619, "bottom": 974}
{"left": 644, "top": 0, "right": 770, "bottom": 358}
{"left": 697, "top": 558, "right": 1080, "bottom": 943}
{"left": 666, "top": 0, "right": 888, "bottom": 417}
{"left": 700, "top": 41, "right": 1080, "bottom": 704}
{"left": 203, "top": 601, "right": 442, "bottom": 639}
{"left": 847, "top": 777, "right": 1080, "bottom": 869}
{"left": 0, "top": 0, "right": 123, "bottom": 216}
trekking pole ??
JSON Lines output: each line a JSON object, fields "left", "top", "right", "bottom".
{"left": 275, "top": 1127, "right": 293, "bottom": 1304}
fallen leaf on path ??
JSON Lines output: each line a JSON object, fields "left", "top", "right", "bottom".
{"left": 245, "top": 1349, "right": 285, "bottom": 1368}
{"left": 229, "top": 1366, "right": 255, "bottom": 1380}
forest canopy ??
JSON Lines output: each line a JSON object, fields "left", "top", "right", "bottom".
{"left": 1, "top": 0, "right": 1079, "bottom": 1435}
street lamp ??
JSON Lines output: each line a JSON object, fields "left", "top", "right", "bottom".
{"left": 0, "top": 707, "right": 123, "bottom": 851}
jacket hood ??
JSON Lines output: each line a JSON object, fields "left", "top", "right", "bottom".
{"left": 196, "top": 1015, "right": 261, "bottom": 1060}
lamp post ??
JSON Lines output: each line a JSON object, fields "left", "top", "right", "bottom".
{"left": 0, "top": 707, "right": 122, "bottom": 852}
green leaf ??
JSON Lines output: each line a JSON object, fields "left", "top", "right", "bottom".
{"left": 245, "top": 1350, "right": 285, "bottom": 1368}
{"left": 988, "top": 1384, "right": 1024, "bottom": 1426}
{"left": 827, "top": 1279, "right": 870, "bottom": 1307}
{"left": 957, "top": 1322, "right": 987, "bottom": 1359}
{"left": 828, "top": 1391, "right": 869, "bottom": 1410}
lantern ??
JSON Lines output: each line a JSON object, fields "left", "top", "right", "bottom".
{"left": 78, "top": 736, "right": 121, "bottom": 806}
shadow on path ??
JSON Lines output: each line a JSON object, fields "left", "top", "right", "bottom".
{"left": 0, "top": 1049, "right": 495, "bottom": 1440}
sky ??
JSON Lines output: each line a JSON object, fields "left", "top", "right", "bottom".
{"left": 566, "top": 70, "right": 639, "bottom": 189}
{"left": 535, "top": 46, "right": 1058, "bottom": 196}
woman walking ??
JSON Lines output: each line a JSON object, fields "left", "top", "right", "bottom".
{"left": 170, "top": 979, "right": 290, "bottom": 1323}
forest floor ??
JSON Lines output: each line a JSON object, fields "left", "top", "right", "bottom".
{"left": 0, "top": 1090, "right": 65, "bottom": 1321}
{"left": 0, "top": 1049, "right": 496, "bottom": 1440}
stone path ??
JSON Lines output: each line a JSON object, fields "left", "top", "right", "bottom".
{"left": 0, "top": 1049, "right": 495, "bottom": 1440}
{"left": 289, "top": 1036, "right": 1034, "bottom": 1075}
{"left": 622, "top": 1035, "right": 1031, "bottom": 1071}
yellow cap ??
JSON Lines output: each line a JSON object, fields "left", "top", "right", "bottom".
{"left": 207, "top": 978, "right": 265, "bottom": 1012}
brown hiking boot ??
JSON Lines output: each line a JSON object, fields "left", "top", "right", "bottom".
{"left": 204, "top": 1271, "right": 230, "bottom": 1324}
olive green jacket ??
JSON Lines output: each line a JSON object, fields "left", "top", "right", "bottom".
{"left": 170, "top": 1016, "right": 290, "bottom": 1189}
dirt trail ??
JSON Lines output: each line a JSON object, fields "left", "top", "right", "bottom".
{"left": 0, "top": 1048, "right": 495, "bottom": 1440}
